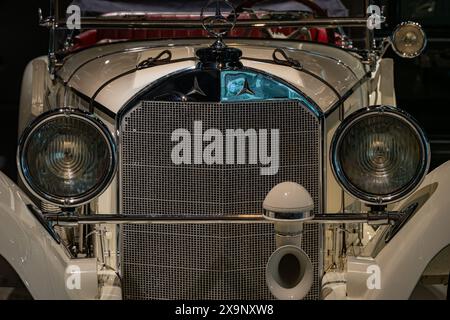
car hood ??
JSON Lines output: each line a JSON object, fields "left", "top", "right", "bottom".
{"left": 58, "top": 39, "right": 367, "bottom": 115}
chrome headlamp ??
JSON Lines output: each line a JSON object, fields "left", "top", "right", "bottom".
{"left": 331, "top": 106, "right": 430, "bottom": 205}
{"left": 392, "top": 21, "right": 427, "bottom": 59}
{"left": 18, "top": 109, "right": 117, "bottom": 207}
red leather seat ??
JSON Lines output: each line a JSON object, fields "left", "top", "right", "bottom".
{"left": 70, "top": 14, "right": 332, "bottom": 52}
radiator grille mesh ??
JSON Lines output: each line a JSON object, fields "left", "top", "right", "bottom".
{"left": 120, "top": 100, "right": 321, "bottom": 299}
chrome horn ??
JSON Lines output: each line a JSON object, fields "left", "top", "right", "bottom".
{"left": 263, "top": 182, "right": 314, "bottom": 300}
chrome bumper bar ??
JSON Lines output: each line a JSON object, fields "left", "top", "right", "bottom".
{"left": 43, "top": 212, "right": 402, "bottom": 225}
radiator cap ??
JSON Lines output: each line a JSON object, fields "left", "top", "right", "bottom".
{"left": 196, "top": 46, "right": 243, "bottom": 70}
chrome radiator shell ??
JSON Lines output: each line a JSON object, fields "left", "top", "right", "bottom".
{"left": 119, "top": 100, "right": 322, "bottom": 299}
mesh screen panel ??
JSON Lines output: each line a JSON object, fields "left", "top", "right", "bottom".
{"left": 120, "top": 100, "right": 321, "bottom": 299}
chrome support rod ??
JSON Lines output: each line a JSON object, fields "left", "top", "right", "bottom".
{"left": 44, "top": 212, "right": 401, "bottom": 225}
{"left": 313, "top": 213, "right": 401, "bottom": 224}
{"left": 45, "top": 214, "right": 269, "bottom": 225}
{"left": 42, "top": 17, "right": 370, "bottom": 30}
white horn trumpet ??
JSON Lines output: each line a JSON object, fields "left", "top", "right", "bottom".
{"left": 263, "top": 182, "right": 315, "bottom": 300}
{"left": 266, "top": 245, "right": 313, "bottom": 300}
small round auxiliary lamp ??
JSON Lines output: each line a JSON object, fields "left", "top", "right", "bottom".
{"left": 392, "top": 21, "right": 427, "bottom": 59}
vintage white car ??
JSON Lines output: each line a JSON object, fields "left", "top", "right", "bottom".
{"left": 0, "top": 0, "right": 448, "bottom": 300}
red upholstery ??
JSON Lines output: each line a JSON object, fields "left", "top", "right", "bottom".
{"left": 70, "top": 15, "right": 334, "bottom": 52}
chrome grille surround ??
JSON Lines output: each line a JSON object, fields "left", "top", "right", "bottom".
{"left": 119, "top": 100, "right": 322, "bottom": 299}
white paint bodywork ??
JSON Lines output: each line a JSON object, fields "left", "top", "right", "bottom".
{"left": 0, "top": 172, "right": 99, "bottom": 299}
{"left": 3, "top": 38, "right": 447, "bottom": 300}
{"left": 339, "top": 161, "right": 450, "bottom": 299}
{"left": 58, "top": 39, "right": 366, "bottom": 114}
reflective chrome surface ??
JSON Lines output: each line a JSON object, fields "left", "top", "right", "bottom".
{"left": 392, "top": 21, "right": 427, "bottom": 59}
{"left": 330, "top": 105, "right": 430, "bottom": 205}
{"left": 17, "top": 108, "right": 117, "bottom": 207}
{"left": 45, "top": 17, "right": 370, "bottom": 30}
{"left": 264, "top": 210, "right": 314, "bottom": 221}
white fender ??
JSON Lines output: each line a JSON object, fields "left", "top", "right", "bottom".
{"left": 0, "top": 171, "right": 98, "bottom": 299}
{"left": 346, "top": 161, "right": 450, "bottom": 299}
{"left": 19, "top": 56, "right": 50, "bottom": 136}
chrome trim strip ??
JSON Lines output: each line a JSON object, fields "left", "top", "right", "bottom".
{"left": 237, "top": 45, "right": 364, "bottom": 116}
{"left": 47, "top": 214, "right": 270, "bottom": 225}
{"left": 240, "top": 55, "right": 342, "bottom": 102}
{"left": 241, "top": 66, "right": 323, "bottom": 118}
{"left": 90, "top": 55, "right": 197, "bottom": 112}
{"left": 324, "top": 72, "right": 371, "bottom": 118}
{"left": 264, "top": 210, "right": 314, "bottom": 221}
{"left": 61, "top": 39, "right": 363, "bottom": 87}
{"left": 47, "top": 17, "right": 370, "bottom": 30}
{"left": 65, "top": 46, "right": 159, "bottom": 84}
{"left": 71, "top": 87, "right": 116, "bottom": 119}
{"left": 27, "top": 204, "right": 61, "bottom": 244}
{"left": 58, "top": 40, "right": 365, "bottom": 119}
{"left": 275, "top": 47, "right": 361, "bottom": 82}
{"left": 319, "top": 114, "right": 326, "bottom": 287}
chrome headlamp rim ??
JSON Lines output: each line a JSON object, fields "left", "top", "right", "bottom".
{"left": 330, "top": 105, "right": 430, "bottom": 205}
{"left": 17, "top": 108, "right": 117, "bottom": 208}
{"left": 391, "top": 21, "right": 427, "bottom": 59}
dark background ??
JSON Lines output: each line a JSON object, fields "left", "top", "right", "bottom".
{"left": 0, "top": 0, "right": 449, "bottom": 181}
{"left": 0, "top": 0, "right": 50, "bottom": 180}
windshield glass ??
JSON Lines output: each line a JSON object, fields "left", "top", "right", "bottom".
{"left": 56, "top": 0, "right": 365, "bottom": 18}
{"left": 49, "top": 0, "right": 369, "bottom": 56}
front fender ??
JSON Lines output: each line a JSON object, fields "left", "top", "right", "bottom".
{"left": 0, "top": 171, "right": 98, "bottom": 299}
{"left": 347, "top": 161, "right": 450, "bottom": 299}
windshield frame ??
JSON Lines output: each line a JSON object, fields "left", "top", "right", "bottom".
{"left": 45, "top": 0, "right": 371, "bottom": 30}
{"left": 42, "top": 0, "right": 374, "bottom": 73}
